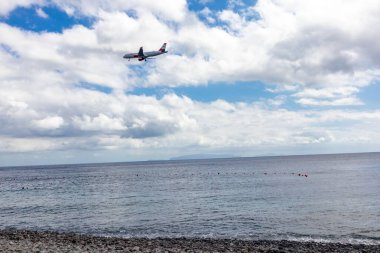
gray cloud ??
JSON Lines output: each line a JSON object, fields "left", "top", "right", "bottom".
{"left": 123, "top": 121, "right": 178, "bottom": 139}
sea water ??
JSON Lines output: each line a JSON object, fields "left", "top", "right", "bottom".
{"left": 0, "top": 153, "right": 379, "bottom": 244}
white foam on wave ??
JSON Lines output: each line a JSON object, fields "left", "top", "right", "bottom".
{"left": 97, "top": 231, "right": 380, "bottom": 246}
{"left": 285, "top": 236, "right": 380, "bottom": 245}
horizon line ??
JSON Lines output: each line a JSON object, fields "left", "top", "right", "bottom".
{"left": 1, "top": 150, "right": 380, "bottom": 169}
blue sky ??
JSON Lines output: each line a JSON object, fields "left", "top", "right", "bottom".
{"left": 358, "top": 81, "right": 380, "bottom": 109}
{"left": 0, "top": 5, "right": 93, "bottom": 33}
{"left": 1, "top": 0, "right": 380, "bottom": 166}
{"left": 189, "top": 0, "right": 258, "bottom": 12}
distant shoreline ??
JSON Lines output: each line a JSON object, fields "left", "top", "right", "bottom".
{"left": 2, "top": 150, "right": 380, "bottom": 168}
{"left": 1, "top": 229, "right": 379, "bottom": 253}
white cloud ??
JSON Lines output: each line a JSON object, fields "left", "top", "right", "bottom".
{"left": 1, "top": 80, "right": 380, "bottom": 155}
{"left": 49, "top": 0, "right": 188, "bottom": 22}
{"left": 36, "top": 7, "right": 48, "bottom": 18}
{"left": 88, "top": 0, "right": 379, "bottom": 109}
{"left": 3, "top": 0, "right": 380, "bottom": 99}
{"left": 198, "top": 7, "right": 216, "bottom": 24}
{"left": 218, "top": 10, "right": 246, "bottom": 32}
{"left": 0, "top": 22, "right": 129, "bottom": 90}
{"left": 33, "top": 116, "right": 64, "bottom": 129}
{"left": 295, "top": 87, "right": 360, "bottom": 99}
{"left": 73, "top": 114, "right": 126, "bottom": 132}
{"left": 296, "top": 97, "right": 363, "bottom": 106}
{"left": 0, "top": 137, "right": 60, "bottom": 152}
{"left": 294, "top": 86, "right": 364, "bottom": 106}
{"left": 227, "top": 0, "right": 246, "bottom": 9}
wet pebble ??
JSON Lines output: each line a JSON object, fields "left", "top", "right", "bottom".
{"left": 0, "top": 229, "right": 379, "bottom": 253}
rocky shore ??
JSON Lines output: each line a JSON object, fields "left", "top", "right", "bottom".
{"left": 0, "top": 229, "right": 379, "bottom": 253}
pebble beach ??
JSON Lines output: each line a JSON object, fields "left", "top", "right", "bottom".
{"left": 1, "top": 229, "right": 379, "bottom": 253}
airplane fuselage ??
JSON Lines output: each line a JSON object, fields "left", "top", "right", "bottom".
{"left": 123, "top": 43, "right": 168, "bottom": 61}
{"left": 123, "top": 51, "right": 167, "bottom": 59}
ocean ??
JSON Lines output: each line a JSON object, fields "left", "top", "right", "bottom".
{"left": 0, "top": 152, "right": 379, "bottom": 244}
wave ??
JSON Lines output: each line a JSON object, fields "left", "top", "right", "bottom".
{"left": 99, "top": 231, "right": 380, "bottom": 245}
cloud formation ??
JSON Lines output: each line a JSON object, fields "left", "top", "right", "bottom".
{"left": 1, "top": 0, "right": 380, "bottom": 165}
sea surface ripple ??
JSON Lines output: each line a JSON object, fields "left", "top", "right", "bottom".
{"left": 1, "top": 153, "right": 379, "bottom": 244}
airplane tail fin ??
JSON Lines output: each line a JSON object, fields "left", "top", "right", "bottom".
{"left": 159, "top": 43, "right": 167, "bottom": 53}
{"left": 138, "top": 47, "right": 144, "bottom": 57}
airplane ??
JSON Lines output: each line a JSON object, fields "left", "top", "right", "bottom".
{"left": 123, "top": 43, "right": 167, "bottom": 61}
